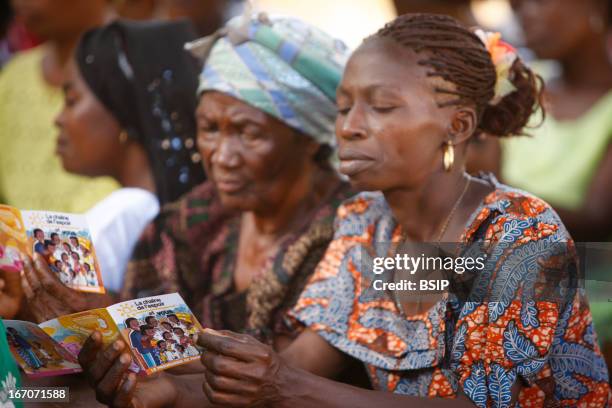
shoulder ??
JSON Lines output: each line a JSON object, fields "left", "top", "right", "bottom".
{"left": 472, "top": 175, "right": 572, "bottom": 243}
{"left": 145, "top": 180, "right": 235, "bottom": 246}
{"left": 307, "top": 181, "right": 357, "bottom": 227}
{"left": 0, "top": 46, "right": 43, "bottom": 75}
{"left": 87, "top": 188, "right": 160, "bottom": 235}
{"left": 0, "top": 47, "right": 44, "bottom": 88}
{"left": 333, "top": 191, "right": 396, "bottom": 240}
{"left": 155, "top": 180, "right": 219, "bottom": 228}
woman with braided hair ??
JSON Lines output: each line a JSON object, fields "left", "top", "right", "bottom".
{"left": 190, "top": 13, "right": 607, "bottom": 407}
{"left": 78, "top": 13, "right": 609, "bottom": 408}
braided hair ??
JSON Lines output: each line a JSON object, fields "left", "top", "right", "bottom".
{"left": 372, "top": 13, "right": 544, "bottom": 137}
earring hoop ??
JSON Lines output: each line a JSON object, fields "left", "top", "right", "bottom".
{"left": 119, "top": 130, "right": 129, "bottom": 144}
{"left": 443, "top": 141, "right": 454, "bottom": 172}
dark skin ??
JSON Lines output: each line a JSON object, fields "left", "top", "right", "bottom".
{"left": 0, "top": 270, "right": 22, "bottom": 319}
{"left": 115, "top": 0, "right": 227, "bottom": 36}
{"left": 11, "top": 0, "right": 114, "bottom": 87}
{"left": 78, "top": 38, "right": 522, "bottom": 407}
{"left": 20, "top": 60, "right": 155, "bottom": 322}
{"left": 114, "top": 0, "right": 158, "bottom": 21}
{"left": 392, "top": 0, "right": 475, "bottom": 25}
{"left": 196, "top": 92, "right": 338, "bottom": 293}
{"left": 155, "top": 0, "right": 226, "bottom": 37}
{"left": 77, "top": 91, "right": 342, "bottom": 407}
{"left": 471, "top": 0, "right": 612, "bottom": 240}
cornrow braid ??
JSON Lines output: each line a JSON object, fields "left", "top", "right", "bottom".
{"left": 376, "top": 14, "right": 496, "bottom": 110}
{"left": 373, "top": 13, "right": 544, "bottom": 138}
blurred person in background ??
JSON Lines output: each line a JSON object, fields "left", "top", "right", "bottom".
{"left": 113, "top": 0, "right": 159, "bottom": 21}
{"left": 471, "top": 0, "right": 612, "bottom": 373}
{"left": 498, "top": 0, "right": 612, "bottom": 242}
{"left": 20, "top": 19, "right": 206, "bottom": 316}
{"left": 393, "top": 0, "right": 475, "bottom": 25}
{"left": 152, "top": 0, "right": 243, "bottom": 36}
{"left": 115, "top": 0, "right": 243, "bottom": 36}
{"left": 0, "top": 0, "right": 119, "bottom": 212}
{"left": 0, "top": 0, "right": 40, "bottom": 67}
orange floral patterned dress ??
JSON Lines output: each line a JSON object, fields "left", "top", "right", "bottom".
{"left": 290, "top": 175, "right": 611, "bottom": 407}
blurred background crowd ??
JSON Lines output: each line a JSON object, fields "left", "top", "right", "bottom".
{"left": 1, "top": 0, "right": 611, "bottom": 380}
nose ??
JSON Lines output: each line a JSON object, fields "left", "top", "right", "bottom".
{"left": 337, "top": 104, "right": 368, "bottom": 141}
{"left": 54, "top": 108, "right": 65, "bottom": 130}
{"left": 212, "top": 135, "right": 242, "bottom": 168}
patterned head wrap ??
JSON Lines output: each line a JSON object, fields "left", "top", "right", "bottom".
{"left": 185, "top": 11, "right": 350, "bottom": 148}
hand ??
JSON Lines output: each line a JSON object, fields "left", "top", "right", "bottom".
{"left": 20, "top": 253, "right": 102, "bottom": 322}
{"left": 198, "top": 329, "right": 290, "bottom": 407}
{"left": 0, "top": 270, "right": 22, "bottom": 318}
{"left": 79, "top": 331, "right": 179, "bottom": 408}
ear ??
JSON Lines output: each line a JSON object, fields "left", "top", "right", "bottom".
{"left": 306, "top": 139, "right": 321, "bottom": 159}
{"left": 296, "top": 131, "right": 321, "bottom": 159}
{"left": 447, "top": 107, "right": 477, "bottom": 145}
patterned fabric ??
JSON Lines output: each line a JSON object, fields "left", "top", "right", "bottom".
{"left": 290, "top": 174, "right": 611, "bottom": 407}
{"left": 123, "top": 180, "right": 354, "bottom": 342}
{"left": 188, "top": 12, "right": 350, "bottom": 148}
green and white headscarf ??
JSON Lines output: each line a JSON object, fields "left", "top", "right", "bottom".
{"left": 186, "top": 11, "right": 350, "bottom": 149}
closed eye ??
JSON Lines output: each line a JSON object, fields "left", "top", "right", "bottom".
{"left": 372, "top": 106, "right": 397, "bottom": 113}
{"left": 337, "top": 106, "right": 351, "bottom": 115}
{"left": 199, "top": 122, "right": 219, "bottom": 133}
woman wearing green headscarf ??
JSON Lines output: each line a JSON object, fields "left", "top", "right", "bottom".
{"left": 76, "top": 12, "right": 356, "bottom": 407}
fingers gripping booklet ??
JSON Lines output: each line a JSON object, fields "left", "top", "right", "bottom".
{"left": 0, "top": 205, "right": 104, "bottom": 293}
{"left": 3, "top": 293, "right": 204, "bottom": 378}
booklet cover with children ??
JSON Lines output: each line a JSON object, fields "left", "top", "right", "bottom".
{"left": 4, "top": 293, "right": 204, "bottom": 378}
{"left": 0, "top": 204, "right": 104, "bottom": 293}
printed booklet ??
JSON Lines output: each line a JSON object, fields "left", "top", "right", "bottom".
{"left": 0, "top": 204, "right": 104, "bottom": 293}
{"left": 3, "top": 293, "right": 203, "bottom": 378}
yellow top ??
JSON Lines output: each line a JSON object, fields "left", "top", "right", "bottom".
{"left": 0, "top": 46, "right": 118, "bottom": 212}
{"left": 501, "top": 91, "right": 612, "bottom": 210}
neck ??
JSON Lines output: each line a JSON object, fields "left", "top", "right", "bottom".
{"left": 115, "top": 142, "right": 156, "bottom": 193}
{"left": 248, "top": 166, "right": 338, "bottom": 237}
{"left": 384, "top": 169, "right": 468, "bottom": 242}
{"left": 560, "top": 34, "right": 612, "bottom": 89}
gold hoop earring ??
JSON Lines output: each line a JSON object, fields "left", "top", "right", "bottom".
{"left": 119, "top": 130, "right": 128, "bottom": 144}
{"left": 443, "top": 141, "right": 454, "bottom": 172}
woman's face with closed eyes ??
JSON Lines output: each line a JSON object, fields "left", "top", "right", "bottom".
{"left": 196, "top": 91, "right": 318, "bottom": 212}
{"left": 335, "top": 37, "right": 457, "bottom": 192}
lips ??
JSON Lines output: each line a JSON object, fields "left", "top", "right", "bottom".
{"left": 214, "top": 177, "right": 246, "bottom": 194}
{"left": 55, "top": 135, "right": 69, "bottom": 157}
{"left": 338, "top": 149, "right": 376, "bottom": 177}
